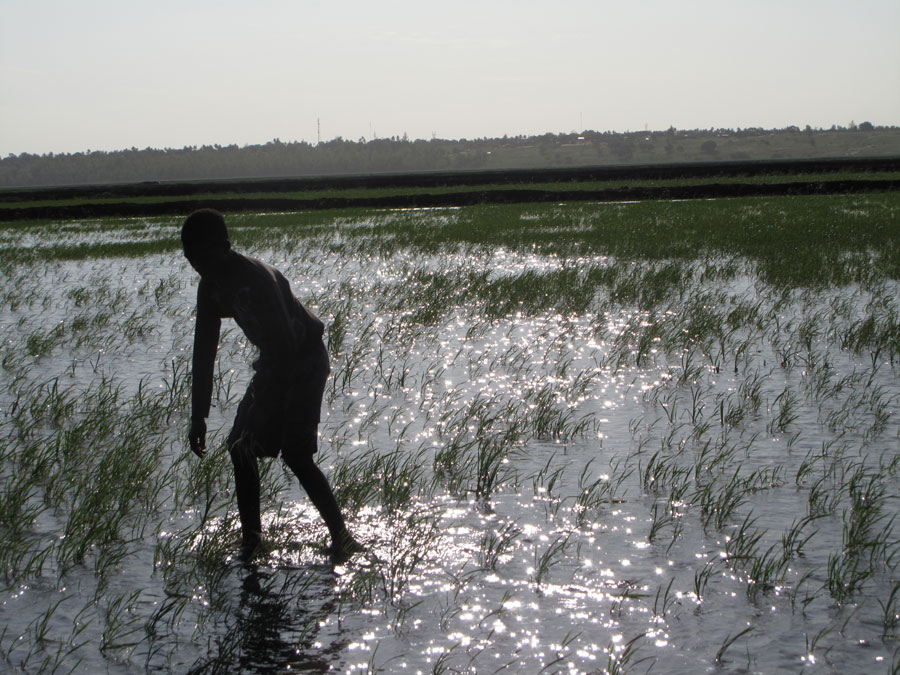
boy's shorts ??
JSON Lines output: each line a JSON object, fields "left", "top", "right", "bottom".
{"left": 227, "top": 342, "right": 330, "bottom": 459}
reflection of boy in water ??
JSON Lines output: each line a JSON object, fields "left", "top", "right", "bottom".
{"left": 182, "top": 208, "right": 362, "bottom": 562}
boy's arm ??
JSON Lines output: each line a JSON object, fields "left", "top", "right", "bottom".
{"left": 189, "top": 285, "right": 221, "bottom": 457}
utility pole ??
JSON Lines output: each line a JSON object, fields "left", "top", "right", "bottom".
{"left": 317, "top": 118, "right": 321, "bottom": 145}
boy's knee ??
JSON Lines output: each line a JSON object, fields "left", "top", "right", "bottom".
{"left": 283, "top": 451, "right": 314, "bottom": 475}
{"left": 228, "top": 438, "right": 257, "bottom": 469}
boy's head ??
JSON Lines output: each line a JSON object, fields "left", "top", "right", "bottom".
{"left": 182, "top": 209, "right": 231, "bottom": 275}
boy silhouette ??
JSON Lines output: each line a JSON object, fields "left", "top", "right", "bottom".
{"left": 181, "top": 208, "right": 361, "bottom": 562}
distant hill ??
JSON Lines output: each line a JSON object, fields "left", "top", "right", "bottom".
{"left": 2, "top": 124, "right": 898, "bottom": 189}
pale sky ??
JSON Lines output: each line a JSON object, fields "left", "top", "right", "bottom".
{"left": 1, "top": 0, "right": 898, "bottom": 156}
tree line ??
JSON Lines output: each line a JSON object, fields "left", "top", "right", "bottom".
{"left": 2, "top": 125, "right": 896, "bottom": 189}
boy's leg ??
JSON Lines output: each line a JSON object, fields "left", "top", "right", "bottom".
{"left": 283, "top": 440, "right": 347, "bottom": 542}
{"left": 282, "top": 428, "right": 362, "bottom": 560}
{"left": 229, "top": 439, "right": 263, "bottom": 556}
{"left": 228, "top": 375, "right": 274, "bottom": 558}
{"left": 284, "top": 348, "right": 361, "bottom": 559}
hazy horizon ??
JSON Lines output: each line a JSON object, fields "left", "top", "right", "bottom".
{"left": 2, "top": 0, "right": 898, "bottom": 157}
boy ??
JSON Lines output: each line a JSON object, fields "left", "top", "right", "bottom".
{"left": 181, "top": 208, "right": 361, "bottom": 562}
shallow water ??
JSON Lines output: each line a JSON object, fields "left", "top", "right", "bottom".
{"left": 0, "top": 210, "right": 899, "bottom": 673}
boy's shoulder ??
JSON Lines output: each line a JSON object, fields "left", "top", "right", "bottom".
{"left": 201, "top": 252, "right": 292, "bottom": 297}
{"left": 233, "top": 250, "right": 284, "bottom": 279}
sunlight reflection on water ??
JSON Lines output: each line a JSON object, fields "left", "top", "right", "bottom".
{"left": 0, "top": 212, "right": 898, "bottom": 673}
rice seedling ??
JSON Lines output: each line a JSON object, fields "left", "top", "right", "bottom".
{"left": 745, "top": 542, "right": 790, "bottom": 602}
{"left": 574, "top": 457, "right": 630, "bottom": 526}
{"left": 478, "top": 522, "right": 521, "bottom": 571}
{"left": 652, "top": 577, "right": 676, "bottom": 618}
{"left": 803, "top": 624, "right": 834, "bottom": 666}
{"left": 768, "top": 387, "right": 800, "bottom": 433}
{"left": 99, "top": 589, "right": 144, "bottom": 656}
{"left": 723, "top": 513, "right": 764, "bottom": 567}
{"left": 826, "top": 550, "right": 873, "bottom": 604}
{"left": 382, "top": 509, "right": 441, "bottom": 603}
{"left": 714, "top": 625, "right": 754, "bottom": 664}
{"left": 647, "top": 500, "right": 676, "bottom": 544}
{"left": 781, "top": 515, "right": 818, "bottom": 560}
{"left": 876, "top": 580, "right": 900, "bottom": 641}
{"left": 529, "top": 450, "right": 566, "bottom": 501}
{"left": 692, "top": 559, "right": 718, "bottom": 602}
{"left": 531, "top": 534, "right": 570, "bottom": 586}
{"left": 604, "top": 632, "right": 649, "bottom": 675}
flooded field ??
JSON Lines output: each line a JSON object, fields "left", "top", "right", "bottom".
{"left": 1, "top": 196, "right": 899, "bottom": 673}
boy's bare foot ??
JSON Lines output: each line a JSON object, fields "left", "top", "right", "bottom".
{"left": 240, "top": 533, "right": 265, "bottom": 562}
{"left": 330, "top": 532, "right": 365, "bottom": 564}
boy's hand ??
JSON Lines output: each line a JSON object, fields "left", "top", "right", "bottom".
{"left": 189, "top": 418, "right": 207, "bottom": 458}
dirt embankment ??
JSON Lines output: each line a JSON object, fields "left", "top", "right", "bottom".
{"left": 1, "top": 157, "right": 898, "bottom": 221}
